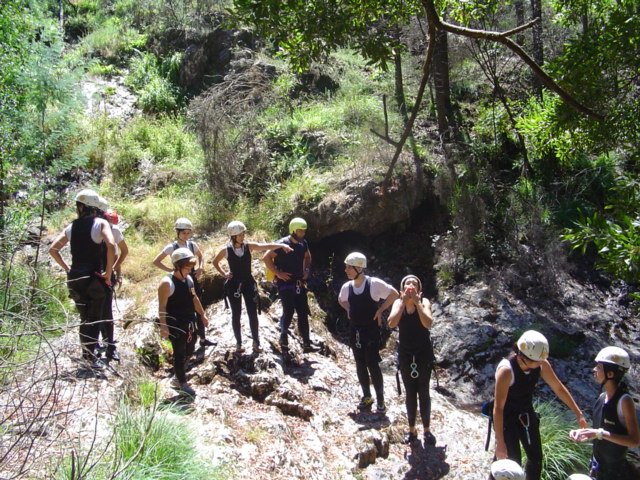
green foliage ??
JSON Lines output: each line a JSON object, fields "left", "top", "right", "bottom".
{"left": 54, "top": 400, "right": 229, "bottom": 480}
{"left": 126, "top": 52, "right": 186, "bottom": 113}
{"left": 232, "top": 0, "right": 421, "bottom": 71}
{"left": 106, "top": 115, "right": 204, "bottom": 192}
{"left": 76, "top": 17, "right": 147, "bottom": 61}
{"left": 534, "top": 400, "right": 592, "bottom": 480}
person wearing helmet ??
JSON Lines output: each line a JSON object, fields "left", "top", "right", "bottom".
{"left": 49, "top": 189, "right": 116, "bottom": 369}
{"left": 97, "top": 206, "right": 129, "bottom": 362}
{"left": 338, "top": 252, "right": 398, "bottom": 413}
{"left": 566, "top": 475, "right": 593, "bottom": 480}
{"left": 158, "top": 248, "right": 210, "bottom": 397}
{"left": 212, "top": 221, "right": 292, "bottom": 353}
{"left": 388, "top": 274, "right": 436, "bottom": 445}
{"left": 153, "top": 217, "right": 215, "bottom": 348}
{"left": 490, "top": 458, "right": 526, "bottom": 480}
{"left": 493, "top": 330, "right": 587, "bottom": 480}
{"left": 569, "top": 346, "right": 639, "bottom": 480}
{"left": 263, "top": 217, "right": 315, "bottom": 354}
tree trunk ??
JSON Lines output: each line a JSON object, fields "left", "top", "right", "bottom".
{"left": 432, "top": 29, "right": 456, "bottom": 141}
{"left": 514, "top": 0, "right": 525, "bottom": 46}
{"left": 530, "top": 0, "right": 544, "bottom": 97}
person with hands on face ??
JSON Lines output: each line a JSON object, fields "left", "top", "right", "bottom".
{"left": 338, "top": 252, "right": 399, "bottom": 413}
{"left": 493, "top": 330, "right": 587, "bottom": 480}
{"left": 49, "top": 189, "right": 115, "bottom": 370}
{"left": 388, "top": 275, "right": 436, "bottom": 446}
{"left": 212, "top": 220, "right": 292, "bottom": 353}
{"left": 158, "top": 248, "right": 209, "bottom": 397}
{"left": 153, "top": 217, "right": 215, "bottom": 348}
{"left": 263, "top": 217, "right": 314, "bottom": 354}
{"left": 569, "top": 346, "right": 639, "bottom": 480}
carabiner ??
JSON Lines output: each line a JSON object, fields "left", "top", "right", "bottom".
{"left": 518, "top": 413, "right": 531, "bottom": 445}
{"left": 410, "top": 355, "right": 419, "bottom": 378}
{"left": 355, "top": 330, "right": 362, "bottom": 349}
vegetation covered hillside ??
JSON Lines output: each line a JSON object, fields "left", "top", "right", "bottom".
{"left": 0, "top": 0, "right": 638, "bottom": 478}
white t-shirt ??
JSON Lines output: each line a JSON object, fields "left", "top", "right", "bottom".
{"left": 496, "top": 357, "right": 538, "bottom": 387}
{"left": 339, "top": 276, "right": 395, "bottom": 304}
{"left": 162, "top": 240, "right": 201, "bottom": 256}
{"left": 111, "top": 224, "right": 124, "bottom": 244}
{"left": 64, "top": 218, "right": 109, "bottom": 244}
{"left": 224, "top": 244, "right": 246, "bottom": 258}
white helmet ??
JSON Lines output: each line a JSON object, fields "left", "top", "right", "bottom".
{"left": 595, "top": 346, "right": 630, "bottom": 370}
{"left": 345, "top": 252, "right": 367, "bottom": 269}
{"left": 227, "top": 220, "right": 247, "bottom": 236}
{"left": 171, "top": 247, "right": 195, "bottom": 265}
{"left": 97, "top": 196, "right": 109, "bottom": 212}
{"left": 491, "top": 459, "right": 525, "bottom": 480}
{"left": 74, "top": 189, "right": 101, "bottom": 208}
{"left": 517, "top": 330, "right": 549, "bottom": 362}
{"left": 174, "top": 217, "right": 193, "bottom": 230}
{"left": 401, "top": 274, "right": 422, "bottom": 292}
{"left": 567, "top": 475, "right": 593, "bottom": 480}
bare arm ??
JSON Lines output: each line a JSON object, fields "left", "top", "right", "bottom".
{"left": 263, "top": 250, "right": 291, "bottom": 281}
{"left": 99, "top": 221, "right": 116, "bottom": 286}
{"left": 415, "top": 297, "right": 433, "bottom": 329}
{"left": 153, "top": 250, "right": 173, "bottom": 273}
{"left": 192, "top": 289, "right": 209, "bottom": 328}
{"left": 114, "top": 239, "right": 129, "bottom": 273}
{"left": 158, "top": 279, "right": 171, "bottom": 339}
{"left": 48, "top": 232, "right": 70, "bottom": 272}
{"left": 493, "top": 365, "right": 512, "bottom": 459}
{"left": 570, "top": 395, "right": 640, "bottom": 447}
{"left": 212, "top": 247, "right": 231, "bottom": 279}
{"left": 194, "top": 245, "right": 204, "bottom": 279}
{"left": 303, "top": 249, "right": 312, "bottom": 280}
{"left": 387, "top": 298, "right": 404, "bottom": 328}
{"left": 247, "top": 242, "right": 293, "bottom": 253}
{"left": 374, "top": 287, "right": 399, "bottom": 326}
{"left": 541, "top": 361, "right": 587, "bottom": 427}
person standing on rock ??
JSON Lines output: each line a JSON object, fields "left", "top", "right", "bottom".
{"left": 263, "top": 217, "right": 314, "bottom": 355}
{"left": 338, "top": 252, "right": 398, "bottom": 413}
{"left": 97, "top": 198, "right": 129, "bottom": 362}
{"left": 493, "top": 330, "right": 587, "bottom": 480}
{"left": 153, "top": 217, "right": 215, "bottom": 348}
{"left": 158, "top": 248, "right": 209, "bottom": 396}
{"left": 49, "top": 189, "right": 115, "bottom": 369}
{"left": 569, "top": 346, "right": 639, "bottom": 480}
{"left": 388, "top": 274, "right": 436, "bottom": 445}
{"left": 212, "top": 220, "right": 292, "bottom": 353}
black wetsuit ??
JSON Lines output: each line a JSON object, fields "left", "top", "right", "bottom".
{"left": 500, "top": 356, "right": 542, "bottom": 480}
{"left": 273, "top": 236, "right": 310, "bottom": 348}
{"left": 171, "top": 240, "right": 206, "bottom": 341}
{"left": 224, "top": 243, "right": 259, "bottom": 346}
{"left": 67, "top": 216, "right": 108, "bottom": 361}
{"left": 591, "top": 389, "right": 635, "bottom": 480}
{"left": 348, "top": 278, "right": 384, "bottom": 405}
{"left": 165, "top": 274, "right": 197, "bottom": 384}
{"left": 398, "top": 307, "right": 433, "bottom": 430}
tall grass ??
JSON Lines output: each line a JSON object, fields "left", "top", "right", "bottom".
{"left": 535, "top": 400, "right": 592, "bottom": 480}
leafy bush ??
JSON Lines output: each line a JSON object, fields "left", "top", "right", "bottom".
{"left": 534, "top": 400, "right": 592, "bottom": 480}
{"left": 126, "top": 52, "right": 185, "bottom": 114}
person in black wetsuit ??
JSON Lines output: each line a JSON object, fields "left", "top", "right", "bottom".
{"left": 493, "top": 330, "right": 587, "bottom": 480}
{"left": 153, "top": 217, "right": 215, "bottom": 348}
{"left": 388, "top": 274, "right": 436, "bottom": 445}
{"left": 263, "top": 217, "right": 314, "bottom": 354}
{"left": 338, "top": 252, "right": 398, "bottom": 413}
{"left": 212, "top": 220, "right": 292, "bottom": 353}
{"left": 569, "top": 346, "right": 639, "bottom": 480}
{"left": 49, "top": 189, "right": 116, "bottom": 369}
{"left": 158, "top": 248, "right": 210, "bottom": 396}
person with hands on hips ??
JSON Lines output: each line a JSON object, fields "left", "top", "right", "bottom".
{"left": 212, "top": 220, "right": 292, "bottom": 353}
{"left": 493, "top": 330, "right": 587, "bottom": 480}
{"left": 388, "top": 274, "right": 436, "bottom": 446}
{"left": 158, "top": 248, "right": 209, "bottom": 397}
{"left": 338, "top": 252, "right": 398, "bottom": 413}
{"left": 569, "top": 346, "right": 639, "bottom": 480}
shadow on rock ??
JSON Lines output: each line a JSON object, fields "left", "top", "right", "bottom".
{"left": 403, "top": 443, "right": 449, "bottom": 480}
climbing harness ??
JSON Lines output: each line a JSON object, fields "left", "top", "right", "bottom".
{"left": 234, "top": 282, "right": 243, "bottom": 298}
{"left": 410, "top": 355, "right": 419, "bottom": 378}
{"left": 589, "top": 457, "right": 599, "bottom": 477}
{"left": 518, "top": 412, "right": 531, "bottom": 445}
